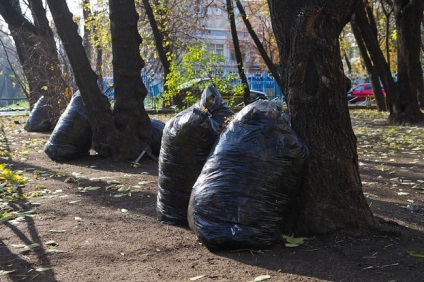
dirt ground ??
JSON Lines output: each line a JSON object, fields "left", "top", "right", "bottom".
{"left": 1, "top": 110, "right": 423, "bottom": 282}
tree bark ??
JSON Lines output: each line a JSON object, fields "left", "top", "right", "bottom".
{"left": 390, "top": 0, "right": 424, "bottom": 123}
{"left": 379, "top": 0, "right": 393, "bottom": 70}
{"left": 47, "top": 0, "right": 119, "bottom": 157}
{"left": 109, "top": 0, "right": 151, "bottom": 159}
{"left": 235, "top": 0, "right": 284, "bottom": 95}
{"left": 82, "top": 0, "right": 93, "bottom": 62}
{"left": 351, "top": 17, "right": 387, "bottom": 111}
{"left": 226, "top": 0, "right": 250, "bottom": 104}
{"left": 0, "top": 0, "right": 68, "bottom": 125}
{"left": 268, "top": 0, "right": 374, "bottom": 235}
{"left": 353, "top": 0, "right": 397, "bottom": 113}
{"left": 142, "top": 0, "right": 171, "bottom": 90}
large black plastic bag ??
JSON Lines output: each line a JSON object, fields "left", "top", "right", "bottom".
{"left": 157, "top": 86, "right": 233, "bottom": 225}
{"left": 24, "top": 96, "right": 52, "bottom": 132}
{"left": 44, "top": 91, "right": 92, "bottom": 161}
{"left": 150, "top": 119, "right": 165, "bottom": 156}
{"left": 188, "top": 100, "right": 308, "bottom": 251}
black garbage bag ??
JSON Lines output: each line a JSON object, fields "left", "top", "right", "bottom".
{"left": 150, "top": 119, "right": 165, "bottom": 156}
{"left": 188, "top": 100, "right": 309, "bottom": 251}
{"left": 44, "top": 91, "right": 92, "bottom": 161}
{"left": 157, "top": 86, "right": 234, "bottom": 225}
{"left": 24, "top": 96, "right": 52, "bottom": 132}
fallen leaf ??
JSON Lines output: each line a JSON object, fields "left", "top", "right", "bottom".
{"left": 254, "top": 274, "right": 271, "bottom": 281}
{"left": 282, "top": 235, "right": 308, "bottom": 247}
{"left": 47, "top": 249, "right": 67, "bottom": 253}
{"left": 0, "top": 270, "right": 16, "bottom": 276}
{"left": 26, "top": 243, "right": 40, "bottom": 250}
{"left": 11, "top": 243, "right": 40, "bottom": 250}
{"left": 189, "top": 275, "right": 205, "bottom": 281}
{"left": 35, "top": 267, "right": 52, "bottom": 272}
{"left": 49, "top": 229, "right": 67, "bottom": 233}
{"left": 79, "top": 186, "right": 101, "bottom": 192}
{"left": 0, "top": 214, "right": 13, "bottom": 223}
{"left": 138, "top": 181, "right": 153, "bottom": 185}
{"left": 69, "top": 200, "right": 81, "bottom": 204}
{"left": 410, "top": 251, "right": 424, "bottom": 258}
{"left": 45, "top": 240, "right": 58, "bottom": 246}
{"left": 364, "top": 192, "right": 379, "bottom": 198}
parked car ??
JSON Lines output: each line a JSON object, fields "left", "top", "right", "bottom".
{"left": 347, "top": 83, "right": 385, "bottom": 102}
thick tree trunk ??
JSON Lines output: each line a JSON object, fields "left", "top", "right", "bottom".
{"left": 28, "top": 0, "right": 69, "bottom": 115}
{"left": 0, "top": 0, "right": 68, "bottom": 125}
{"left": 47, "top": 0, "right": 119, "bottom": 157}
{"left": 226, "top": 0, "right": 250, "bottom": 104}
{"left": 390, "top": 0, "right": 424, "bottom": 124}
{"left": 109, "top": 0, "right": 151, "bottom": 159}
{"left": 268, "top": 0, "right": 374, "bottom": 235}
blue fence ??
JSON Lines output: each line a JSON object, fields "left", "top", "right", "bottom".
{"left": 102, "top": 71, "right": 284, "bottom": 109}
{"left": 246, "top": 72, "right": 283, "bottom": 98}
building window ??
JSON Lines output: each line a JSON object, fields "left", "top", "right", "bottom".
{"left": 207, "top": 7, "right": 212, "bottom": 15}
{"left": 196, "top": 5, "right": 205, "bottom": 16}
{"left": 215, "top": 7, "right": 222, "bottom": 15}
{"left": 208, "top": 44, "right": 224, "bottom": 57}
{"left": 229, "top": 50, "right": 236, "bottom": 61}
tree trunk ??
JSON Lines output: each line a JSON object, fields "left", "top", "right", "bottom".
{"left": 142, "top": 0, "right": 171, "bottom": 87}
{"left": 353, "top": 1, "right": 397, "bottom": 113}
{"left": 82, "top": 0, "right": 93, "bottom": 62}
{"left": 379, "top": 0, "right": 393, "bottom": 70}
{"left": 351, "top": 18, "right": 387, "bottom": 111}
{"left": 343, "top": 51, "right": 352, "bottom": 74}
{"left": 28, "top": 0, "right": 69, "bottom": 115}
{"left": 47, "top": 0, "right": 119, "bottom": 157}
{"left": 226, "top": 0, "right": 250, "bottom": 104}
{"left": 96, "top": 44, "right": 103, "bottom": 89}
{"left": 110, "top": 0, "right": 151, "bottom": 159}
{"left": 390, "top": 0, "right": 424, "bottom": 124}
{"left": 268, "top": 0, "right": 375, "bottom": 235}
{"left": 235, "top": 0, "right": 284, "bottom": 95}
{"left": 0, "top": 0, "right": 68, "bottom": 125}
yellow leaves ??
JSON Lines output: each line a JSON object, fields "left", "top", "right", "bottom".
{"left": 64, "top": 87, "right": 73, "bottom": 99}
{"left": 1, "top": 165, "right": 27, "bottom": 185}
{"left": 1, "top": 164, "right": 28, "bottom": 204}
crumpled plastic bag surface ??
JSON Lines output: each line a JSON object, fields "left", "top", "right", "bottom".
{"left": 44, "top": 91, "right": 92, "bottom": 161}
{"left": 188, "top": 100, "right": 308, "bottom": 251}
{"left": 157, "top": 86, "right": 233, "bottom": 225}
{"left": 24, "top": 96, "right": 52, "bottom": 132}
